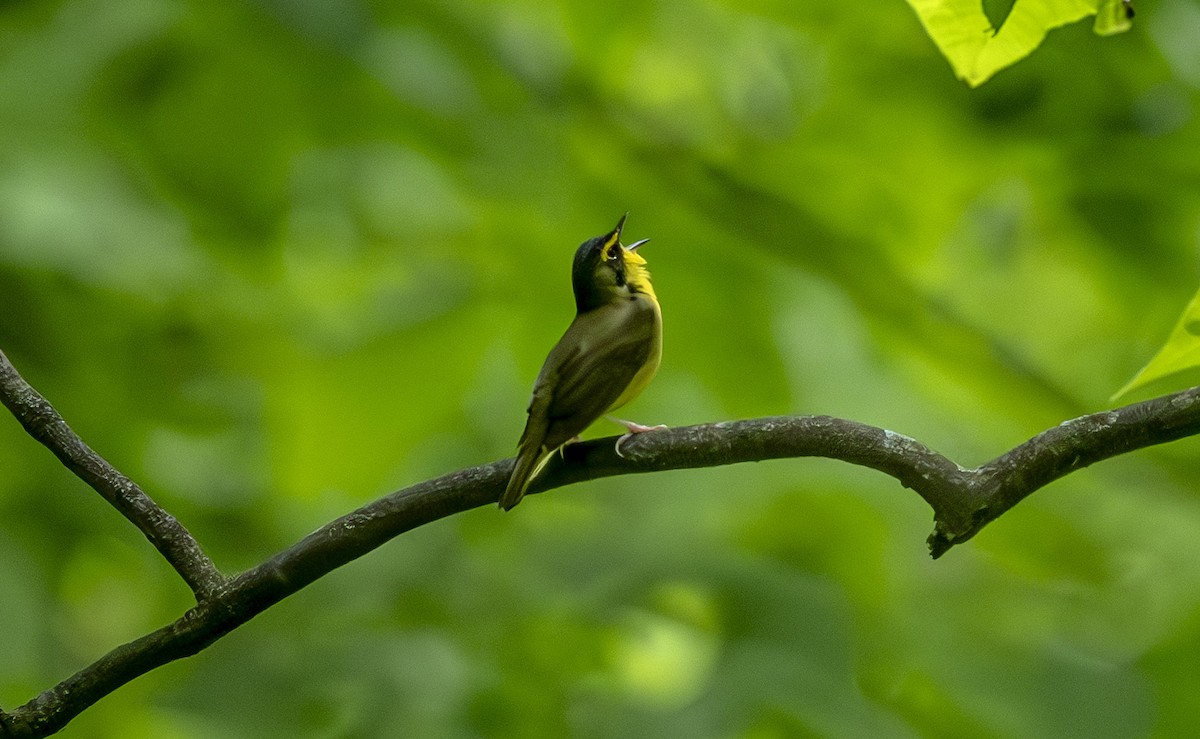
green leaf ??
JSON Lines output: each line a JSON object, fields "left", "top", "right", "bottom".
{"left": 1113, "top": 286, "right": 1200, "bottom": 400}
{"left": 982, "top": 0, "right": 1018, "bottom": 31}
{"left": 1094, "top": 0, "right": 1134, "bottom": 36}
{"left": 905, "top": 0, "right": 1130, "bottom": 87}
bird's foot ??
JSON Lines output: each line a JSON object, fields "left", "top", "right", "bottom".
{"left": 608, "top": 417, "right": 668, "bottom": 458}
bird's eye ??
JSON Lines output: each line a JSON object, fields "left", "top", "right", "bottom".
{"left": 607, "top": 248, "right": 620, "bottom": 262}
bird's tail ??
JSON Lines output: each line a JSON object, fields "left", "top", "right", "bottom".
{"left": 500, "top": 439, "right": 552, "bottom": 511}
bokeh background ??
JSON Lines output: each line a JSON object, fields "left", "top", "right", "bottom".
{"left": 3, "top": 0, "right": 1200, "bottom": 736}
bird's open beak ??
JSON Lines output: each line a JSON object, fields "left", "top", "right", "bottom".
{"left": 627, "top": 238, "right": 650, "bottom": 252}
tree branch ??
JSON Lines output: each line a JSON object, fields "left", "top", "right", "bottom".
{"left": 2, "top": 348, "right": 1200, "bottom": 735}
{"left": 0, "top": 350, "right": 225, "bottom": 600}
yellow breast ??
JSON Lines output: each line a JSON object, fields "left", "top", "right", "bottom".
{"left": 609, "top": 295, "right": 662, "bottom": 411}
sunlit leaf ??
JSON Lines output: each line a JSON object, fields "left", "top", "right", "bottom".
{"left": 1113, "top": 285, "right": 1200, "bottom": 400}
{"left": 905, "top": 0, "right": 1131, "bottom": 86}
{"left": 982, "top": 0, "right": 1018, "bottom": 30}
{"left": 1094, "top": 0, "right": 1134, "bottom": 35}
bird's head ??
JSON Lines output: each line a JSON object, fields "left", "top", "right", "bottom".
{"left": 571, "top": 214, "right": 654, "bottom": 312}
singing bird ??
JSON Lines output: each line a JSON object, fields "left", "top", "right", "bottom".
{"left": 500, "top": 215, "right": 663, "bottom": 510}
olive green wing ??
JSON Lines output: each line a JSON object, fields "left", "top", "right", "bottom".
{"left": 540, "top": 301, "right": 657, "bottom": 449}
{"left": 500, "top": 347, "right": 573, "bottom": 510}
{"left": 500, "top": 301, "right": 656, "bottom": 510}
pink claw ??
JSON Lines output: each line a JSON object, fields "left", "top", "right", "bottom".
{"left": 610, "top": 417, "right": 668, "bottom": 458}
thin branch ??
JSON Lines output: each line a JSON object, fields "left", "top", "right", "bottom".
{"left": 0, "top": 350, "right": 226, "bottom": 600}
{"left": 957, "top": 387, "right": 1200, "bottom": 555}
{"left": 3, "top": 373, "right": 1200, "bottom": 735}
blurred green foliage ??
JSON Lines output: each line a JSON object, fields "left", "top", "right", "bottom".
{"left": 2, "top": 0, "right": 1200, "bottom": 736}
